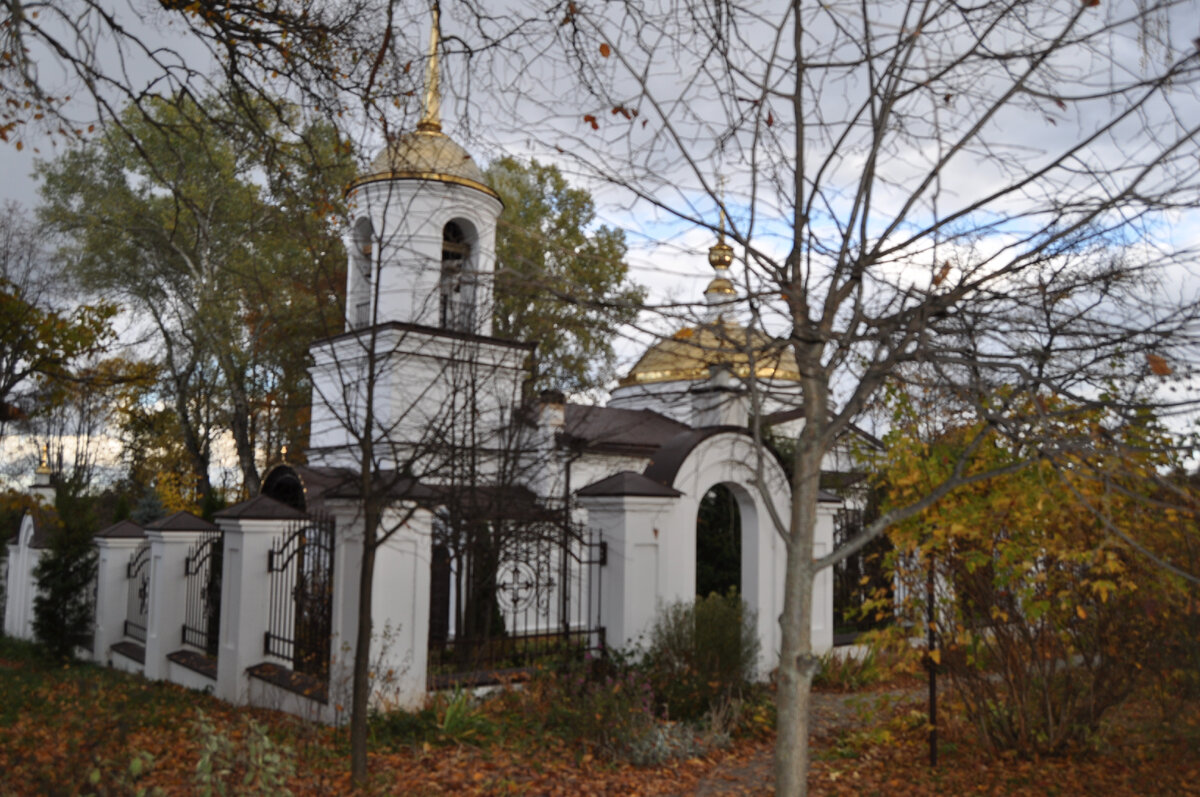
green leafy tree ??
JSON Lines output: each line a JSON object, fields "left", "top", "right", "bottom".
{"left": 32, "top": 491, "right": 98, "bottom": 660}
{"left": 37, "top": 89, "right": 353, "bottom": 499}
{"left": 486, "top": 157, "right": 645, "bottom": 395}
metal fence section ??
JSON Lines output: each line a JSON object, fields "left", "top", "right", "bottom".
{"left": 427, "top": 526, "right": 606, "bottom": 687}
{"left": 264, "top": 511, "right": 335, "bottom": 682}
{"left": 124, "top": 543, "right": 151, "bottom": 643}
{"left": 182, "top": 530, "right": 223, "bottom": 657}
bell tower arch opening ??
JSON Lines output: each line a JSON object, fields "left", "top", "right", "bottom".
{"left": 440, "top": 218, "right": 478, "bottom": 332}
{"left": 350, "top": 217, "right": 375, "bottom": 329}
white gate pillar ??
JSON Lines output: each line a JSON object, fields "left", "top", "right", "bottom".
{"left": 142, "top": 512, "right": 219, "bottom": 681}
{"left": 578, "top": 473, "right": 681, "bottom": 651}
{"left": 3, "top": 515, "right": 41, "bottom": 640}
{"left": 328, "top": 501, "right": 433, "bottom": 711}
{"left": 92, "top": 521, "right": 145, "bottom": 665}
{"left": 213, "top": 496, "right": 307, "bottom": 705}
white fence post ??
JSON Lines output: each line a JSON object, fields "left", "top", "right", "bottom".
{"left": 213, "top": 495, "right": 307, "bottom": 705}
{"left": 142, "top": 512, "right": 220, "bottom": 682}
{"left": 92, "top": 520, "right": 145, "bottom": 665}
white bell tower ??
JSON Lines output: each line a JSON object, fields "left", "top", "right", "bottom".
{"left": 343, "top": 8, "right": 502, "bottom": 336}
{"left": 306, "top": 7, "right": 531, "bottom": 471}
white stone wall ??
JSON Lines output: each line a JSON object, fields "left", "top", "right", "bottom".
{"left": 307, "top": 326, "right": 529, "bottom": 474}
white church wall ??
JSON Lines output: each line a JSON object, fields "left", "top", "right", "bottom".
{"left": 307, "top": 326, "right": 529, "bottom": 475}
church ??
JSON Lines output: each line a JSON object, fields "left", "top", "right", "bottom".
{"left": 3, "top": 17, "right": 853, "bottom": 719}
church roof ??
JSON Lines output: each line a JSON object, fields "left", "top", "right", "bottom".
{"left": 353, "top": 128, "right": 498, "bottom": 199}
{"left": 562, "top": 405, "right": 691, "bottom": 456}
{"left": 618, "top": 318, "right": 802, "bottom": 387}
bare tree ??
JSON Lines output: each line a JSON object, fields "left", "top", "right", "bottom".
{"left": 470, "top": 1, "right": 1200, "bottom": 793}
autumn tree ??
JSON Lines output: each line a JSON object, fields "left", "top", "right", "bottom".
{"left": 475, "top": 1, "right": 1200, "bottom": 793}
{"left": 879, "top": 394, "right": 1198, "bottom": 753}
{"left": 486, "top": 157, "right": 645, "bottom": 395}
{"left": 36, "top": 89, "right": 353, "bottom": 500}
{"left": 0, "top": 204, "right": 116, "bottom": 450}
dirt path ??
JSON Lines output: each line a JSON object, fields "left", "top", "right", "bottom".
{"left": 685, "top": 688, "right": 926, "bottom": 796}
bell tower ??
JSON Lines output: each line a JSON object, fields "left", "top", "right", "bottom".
{"left": 307, "top": 6, "right": 530, "bottom": 470}
{"left": 343, "top": 4, "right": 502, "bottom": 336}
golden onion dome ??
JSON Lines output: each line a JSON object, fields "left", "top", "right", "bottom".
{"left": 352, "top": 128, "right": 498, "bottom": 199}
{"left": 618, "top": 318, "right": 802, "bottom": 387}
{"left": 704, "top": 277, "right": 736, "bottom": 296}
{"left": 708, "top": 240, "right": 734, "bottom": 269}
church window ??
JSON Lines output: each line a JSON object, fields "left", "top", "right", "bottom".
{"left": 440, "top": 220, "right": 474, "bottom": 332}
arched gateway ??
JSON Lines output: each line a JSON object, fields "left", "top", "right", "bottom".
{"left": 577, "top": 428, "right": 837, "bottom": 676}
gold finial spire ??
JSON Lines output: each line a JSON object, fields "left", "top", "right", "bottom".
{"left": 418, "top": 3, "right": 443, "bottom": 132}
{"left": 706, "top": 178, "right": 735, "bottom": 299}
{"left": 35, "top": 443, "right": 51, "bottom": 475}
{"left": 280, "top": 444, "right": 289, "bottom": 463}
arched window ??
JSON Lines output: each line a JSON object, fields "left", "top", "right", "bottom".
{"left": 351, "top": 217, "right": 375, "bottom": 329}
{"left": 440, "top": 220, "right": 474, "bottom": 332}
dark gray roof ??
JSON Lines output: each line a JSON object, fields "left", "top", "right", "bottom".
{"left": 214, "top": 494, "right": 308, "bottom": 520}
{"left": 577, "top": 471, "right": 683, "bottom": 498}
{"left": 144, "top": 511, "right": 218, "bottom": 532}
{"left": 641, "top": 426, "right": 842, "bottom": 503}
{"left": 562, "top": 405, "right": 691, "bottom": 456}
{"left": 95, "top": 519, "right": 145, "bottom": 539}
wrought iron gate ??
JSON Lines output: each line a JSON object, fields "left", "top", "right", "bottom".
{"left": 182, "top": 530, "right": 223, "bottom": 657}
{"left": 427, "top": 525, "right": 606, "bottom": 686}
{"left": 265, "top": 511, "right": 335, "bottom": 682}
{"left": 124, "top": 543, "right": 150, "bottom": 642}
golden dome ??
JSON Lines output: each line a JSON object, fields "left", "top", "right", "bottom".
{"left": 353, "top": 128, "right": 498, "bottom": 199}
{"left": 704, "top": 277, "right": 736, "bottom": 295}
{"left": 618, "top": 319, "right": 802, "bottom": 387}
{"left": 708, "top": 241, "right": 734, "bottom": 269}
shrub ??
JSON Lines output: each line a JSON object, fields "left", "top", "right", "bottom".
{"left": 372, "top": 688, "right": 494, "bottom": 749}
{"left": 813, "top": 648, "right": 884, "bottom": 692}
{"left": 192, "top": 711, "right": 295, "bottom": 796}
{"left": 642, "top": 590, "right": 759, "bottom": 722}
{"left": 32, "top": 492, "right": 97, "bottom": 659}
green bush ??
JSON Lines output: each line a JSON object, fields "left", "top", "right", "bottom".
{"left": 192, "top": 711, "right": 295, "bottom": 796}
{"left": 642, "top": 590, "right": 759, "bottom": 722}
{"left": 32, "top": 492, "right": 97, "bottom": 660}
{"left": 372, "top": 688, "right": 494, "bottom": 749}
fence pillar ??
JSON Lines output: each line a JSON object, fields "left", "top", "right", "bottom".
{"left": 3, "top": 515, "right": 41, "bottom": 640}
{"left": 214, "top": 496, "right": 307, "bottom": 705}
{"left": 143, "top": 512, "right": 220, "bottom": 681}
{"left": 578, "top": 491, "right": 679, "bottom": 650}
{"left": 92, "top": 521, "right": 145, "bottom": 665}
{"left": 328, "top": 502, "right": 432, "bottom": 711}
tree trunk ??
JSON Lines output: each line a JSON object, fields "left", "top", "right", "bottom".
{"left": 219, "top": 353, "right": 262, "bottom": 496}
{"left": 774, "top": 374, "right": 827, "bottom": 797}
{"left": 350, "top": 498, "right": 378, "bottom": 786}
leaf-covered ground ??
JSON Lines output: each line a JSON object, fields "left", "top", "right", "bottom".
{"left": 1, "top": 636, "right": 1196, "bottom": 795}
